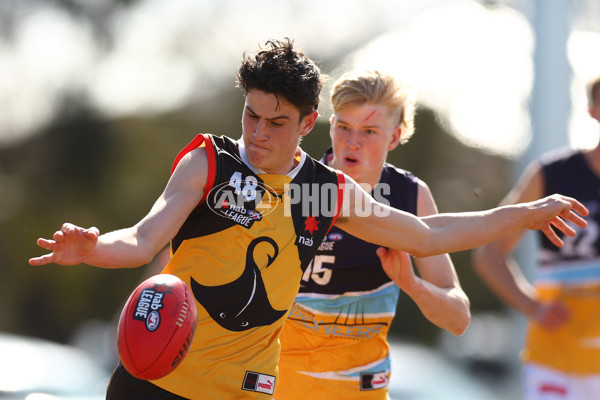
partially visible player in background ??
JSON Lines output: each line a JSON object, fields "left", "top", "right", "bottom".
{"left": 472, "top": 73, "right": 600, "bottom": 399}
{"left": 275, "top": 70, "right": 470, "bottom": 400}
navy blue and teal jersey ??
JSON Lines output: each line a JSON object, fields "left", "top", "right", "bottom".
{"left": 524, "top": 148, "right": 600, "bottom": 374}
{"left": 276, "top": 148, "right": 420, "bottom": 399}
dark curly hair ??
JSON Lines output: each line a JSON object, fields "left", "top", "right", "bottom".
{"left": 236, "top": 38, "right": 324, "bottom": 120}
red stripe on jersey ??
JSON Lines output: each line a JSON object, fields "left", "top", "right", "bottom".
{"left": 327, "top": 170, "right": 345, "bottom": 232}
{"left": 170, "top": 133, "right": 217, "bottom": 205}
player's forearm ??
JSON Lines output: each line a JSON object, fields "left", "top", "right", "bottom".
{"left": 471, "top": 245, "right": 538, "bottom": 318}
{"left": 84, "top": 228, "right": 158, "bottom": 269}
{"left": 358, "top": 206, "right": 527, "bottom": 258}
{"left": 340, "top": 195, "right": 572, "bottom": 257}
{"left": 407, "top": 280, "right": 471, "bottom": 335}
{"left": 416, "top": 205, "right": 535, "bottom": 257}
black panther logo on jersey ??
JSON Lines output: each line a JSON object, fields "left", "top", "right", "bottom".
{"left": 190, "top": 237, "right": 287, "bottom": 332}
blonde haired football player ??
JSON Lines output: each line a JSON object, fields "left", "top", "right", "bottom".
{"left": 276, "top": 70, "right": 469, "bottom": 399}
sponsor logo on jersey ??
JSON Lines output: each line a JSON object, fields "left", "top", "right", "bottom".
{"left": 207, "top": 179, "right": 279, "bottom": 229}
{"left": 298, "top": 236, "right": 314, "bottom": 247}
{"left": 328, "top": 232, "right": 343, "bottom": 241}
{"left": 316, "top": 232, "right": 342, "bottom": 251}
{"left": 297, "top": 216, "right": 320, "bottom": 246}
{"left": 247, "top": 209, "right": 262, "bottom": 220}
{"left": 360, "top": 372, "right": 388, "bottom": 391}
{"left": 242, "top": 371, "right": 276, "bottom": 395}
{"left": 304, "top": 216, "right": 320, "bottom": 234}
{"left": 133, "top": 285, "right": 170, "bottom": 331}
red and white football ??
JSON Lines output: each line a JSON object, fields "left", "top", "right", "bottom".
{"left": 117, "top": 274, "right": 197, "bottom": 380}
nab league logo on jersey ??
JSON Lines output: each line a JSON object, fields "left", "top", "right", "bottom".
{"left": 207, "top": 172, "right": 280, "bottom": 229}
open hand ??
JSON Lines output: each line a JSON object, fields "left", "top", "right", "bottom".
{"left": 527, "top": 194, "right": 588, "bottom": 247}
{"left": 29, "top": 223, "right": 99, "bottom": 266}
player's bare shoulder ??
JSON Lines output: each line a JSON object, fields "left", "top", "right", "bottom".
{"left": 170, "top": 146, "right": 210, "bottom": 193}
{"left": 503, "top": 160, "right": 545, "bottom": 205}
{"left": 415, "top": 179, "right": 439, "bottom": 217}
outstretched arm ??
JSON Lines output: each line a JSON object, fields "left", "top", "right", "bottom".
{"left": 377, "top": 181, "right": 470, "bottom": 336}
{"left": 29, "top": 148, "right": 209, "bottom": 269}
{"left": 334, "top": 174, "right": 588, "bottom": 258}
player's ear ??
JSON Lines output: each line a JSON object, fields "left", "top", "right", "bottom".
{"left": 329, "top": 115, "right": 336, "bottom": 138}
{"left": 300, "top": 110, "right": 319, "bottom": 137}
{"left": 388, "top": 126, "right": 401, "bottom": 151}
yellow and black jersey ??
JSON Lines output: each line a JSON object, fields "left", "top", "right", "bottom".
{"left": 152, "top": 134, "right": 344, "bottom": 399}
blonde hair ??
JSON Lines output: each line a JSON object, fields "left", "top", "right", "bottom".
{"left": 330, "top": 70, "right": 416, "bottom": 144}
{"left": 586, "top": 73, "right": 600, "bottom": 107}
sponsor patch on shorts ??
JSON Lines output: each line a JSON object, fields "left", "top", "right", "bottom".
{"left": 242, "top": 371, "right": 276, "bottom": 395}
{"left": 360, "top": 372, "right": 388, "bottom": 390}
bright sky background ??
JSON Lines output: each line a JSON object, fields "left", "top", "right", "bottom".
{"left": 332, "top": 1, "right": 536, "bottom": 157}
{"left": 1, "top": 0, "right": 599, "bottom": 157}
